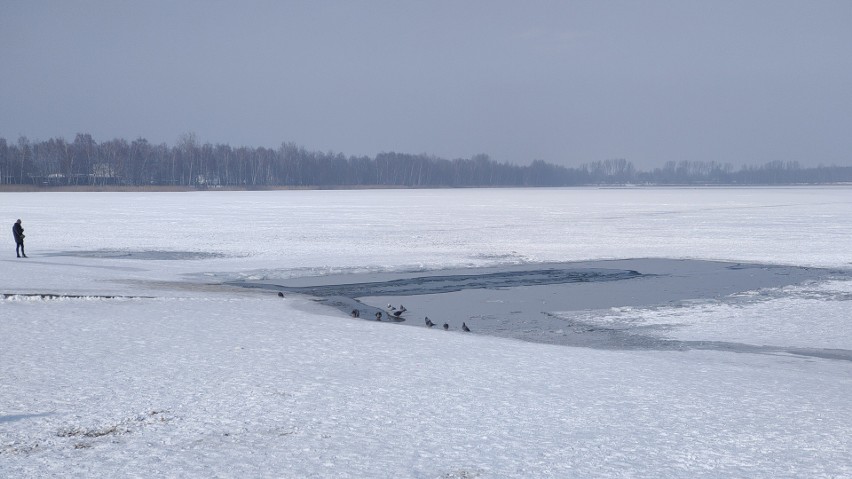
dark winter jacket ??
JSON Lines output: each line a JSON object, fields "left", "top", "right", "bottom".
{"left": 12, "top": 222, "right": 24, "bottom": 243}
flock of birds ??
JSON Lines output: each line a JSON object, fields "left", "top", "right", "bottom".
{"left": 277, "top": 293, "right": 471, "bottom": 332}
{"left": 351, "top": 303, "right": 471, "bottom": 332}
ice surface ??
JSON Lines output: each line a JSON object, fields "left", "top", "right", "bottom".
{"left": 1, "top": 187, "right": 851, "bottom": 477}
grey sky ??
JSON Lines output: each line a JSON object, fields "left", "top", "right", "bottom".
{"left": 2, "top": 1, "right": 850, "bottom": 168}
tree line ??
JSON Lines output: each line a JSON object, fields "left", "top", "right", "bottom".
{"left": 0, "top": 134, "right": 849, "bottom": 187}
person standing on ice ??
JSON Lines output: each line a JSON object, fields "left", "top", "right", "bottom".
{"left": 12, "top": 219, "right": 26, "bottom": 258}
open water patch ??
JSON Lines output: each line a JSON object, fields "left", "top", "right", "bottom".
{"left": 228, "top": 258, "right": 850, "bottom": 358}
{"left": 236, "top": 267, "right": 642, "bottom": 298}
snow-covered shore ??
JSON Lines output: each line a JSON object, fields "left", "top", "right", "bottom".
{"left": 2, "top": 187, "right": 851, "bottom": 477}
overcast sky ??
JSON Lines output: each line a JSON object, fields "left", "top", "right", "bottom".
{"left": 2, "top": 1, "right": 850, "bottom": 168}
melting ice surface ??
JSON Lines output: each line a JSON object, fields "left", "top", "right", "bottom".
{"left": 1, "top": 187, "right": 851, "bottom": 478}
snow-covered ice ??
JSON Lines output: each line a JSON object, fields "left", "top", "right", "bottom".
{"left": 1, "top": 187, "right": 850, "bottom": 478}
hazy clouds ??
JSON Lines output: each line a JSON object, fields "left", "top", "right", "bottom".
{"left": 2, "top": 0, "right": 850, "bottom": 168}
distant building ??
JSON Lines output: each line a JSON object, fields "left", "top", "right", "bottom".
{"left": 92, "top": 163, "right": 116, "bottom": 178}
{"left": 92, "top": 163, "right": 121, "bottom": 185}
{"left": 195, "top": 174, "right": 221, "bottom": 188}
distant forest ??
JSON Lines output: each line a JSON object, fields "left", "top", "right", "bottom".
{"left": 1, "top": 134, "right": 850, "bottom": 188}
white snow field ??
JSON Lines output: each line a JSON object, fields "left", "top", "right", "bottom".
{"left": 1, "top": 187, "right": 851, "bottom": 478}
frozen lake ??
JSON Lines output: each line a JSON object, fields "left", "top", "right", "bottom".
{"left": 1, "top": 187, "right": 851, "bottom": 477}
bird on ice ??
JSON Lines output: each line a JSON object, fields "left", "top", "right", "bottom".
{"left": 375, "top": 312, "right": 382, "bottom": 321}
{"left": 425, "top": 317, "right": 435, "bottom": 327}
{"left": 391, "top": 309, "right": 404, "bottom": 318}
{"left": 443, "top": 323, "right": 449, "bottom": 330}
{"left": 462, "top": 322, "right": 471, "bottom": 332}
{"left": 277, "top": 292, "right": 284, "bottom": 298}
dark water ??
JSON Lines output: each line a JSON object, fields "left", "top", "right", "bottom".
{"left": 236, "top": 267, "right": 643, "bottom": 298}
